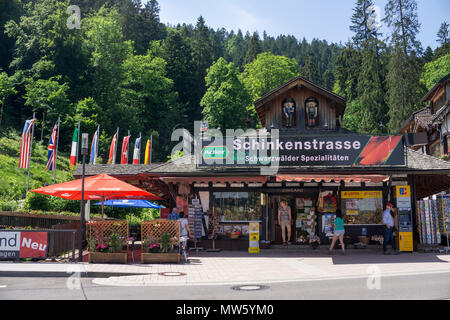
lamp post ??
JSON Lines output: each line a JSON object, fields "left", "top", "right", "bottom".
{"left": 78, "top": 133, "right": 89, "bottom": 262}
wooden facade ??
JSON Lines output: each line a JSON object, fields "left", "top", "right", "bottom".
{"left": 255, "top": 76, "right": 346, "bottom": 132}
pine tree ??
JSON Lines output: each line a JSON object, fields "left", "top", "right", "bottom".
{"left": 350, "top": 0, "right": 382, "bottom": 47}
{"left": 244, "top": 32, "right": 262, "bottom": 65}
{"left": 384, "top": 0, "right": 424, "bottom": 132}
{"left": 437, "top": 22, "right": 449, "bottom": 46}
{"left": 190, "top": 16, "right": 214, "bottom": 125}
{"left": 384, "top": 0, "right": 421, "bottom": 55}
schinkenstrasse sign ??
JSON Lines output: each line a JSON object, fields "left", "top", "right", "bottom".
{"left": 198, "top": 135, "right": 405, "bottom": 167}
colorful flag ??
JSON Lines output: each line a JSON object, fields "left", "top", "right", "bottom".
{"left": 132, "top": 137, "right": 141, "bottom": 165}
{"left": 121, "top": 136, "right": 130, "bottom": 164}
{"left": 46, "top": 124, "right": 58, "bottom": 171}
{"left": 19, "top": 119, "right": 35, "bottom": 169}
{"left": 90, "top": 130, "right": 99, "bottom": 164}
{"left": 69, "top": 127, "right": 78, "bottom": 169}
{"left": 144, "top": 139, "right": 151, "bottom": 165}
{"left": 108, "top": 132, "right": 118, "bottom": 164}
{"left": 200, "top": 120, "right": 208, "bottom": 132}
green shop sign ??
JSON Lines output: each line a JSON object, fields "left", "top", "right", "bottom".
{"left": 201, "top": 146, "right": 230, "bottom": 160}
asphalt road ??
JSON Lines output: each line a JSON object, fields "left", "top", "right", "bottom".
{"left": 1, "top": 272, "right": 450, "bottom": 301}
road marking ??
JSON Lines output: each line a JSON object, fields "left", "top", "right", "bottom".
{"left": 0, "top": 285, "right": 7, "bottom": 288}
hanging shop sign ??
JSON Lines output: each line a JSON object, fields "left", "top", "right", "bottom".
{"left": 198, "top": 135, "right": 405, "bottom": 167}
{"left": 0, "top": 231, "right": 48, "bottom": 259}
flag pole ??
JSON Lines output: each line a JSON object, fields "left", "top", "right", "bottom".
{"left": 113, "top": 128, "right": 119, "bottom": 164}
{"left": 53, "top": 117, "right": 60, "bottom": 184}
{"left": 76, "top": 121, "right": 80, "bottom": 165}
{"left": 96, "top": 124, "right": 100, "bottom": 164}
{"left": 26, "top": 112, "right": 36, "bottom": 193}
{"left": 139, "top": 132, "right": 142, "bottom": 164}
{"left": 150, "top": 134, "right": 153, "bottom": 166}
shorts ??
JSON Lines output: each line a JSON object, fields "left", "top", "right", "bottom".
{"left": 280, "top": 221, "right": 291, "bottom": 228}
{"left": 334, "top": 229, "right": 345, "bottom": 236}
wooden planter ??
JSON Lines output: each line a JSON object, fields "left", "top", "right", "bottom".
{"left": 88, "top": 252, "right": 128, "bottom": 264}
{"left": 141, "top": 252, "right": 180, "bottom": 264}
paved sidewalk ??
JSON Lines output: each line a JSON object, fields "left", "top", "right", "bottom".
{"left": 1, "top": 250, "right": 450, "bottom": 287}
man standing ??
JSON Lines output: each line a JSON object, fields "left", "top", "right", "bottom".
{"left": 382, "top": 203, "right": 398, "bottom": 255}
{"left": 168, "top": 208, "right": 180, "bottom": 220}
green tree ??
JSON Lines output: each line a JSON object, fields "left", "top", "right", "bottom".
{"left": 162, "top": 29, "right": 195, "bottom": 128}
{"left": 437, "top": 22, "right": 449, "bottom": 46}
{"left": 82, "top": 7, "right": 133, "bottom": 134}
{"left": 24, "top": 77, "right": 71, "bottom": 141}
{"left": 384, "top": 0, "right": 421, "bottom": 55}
{"left": 420, "top": 54, "right": 450, "bottom": 91}
{"left": 73, "top": 97, "right": 101, "bottom": 137}
{"left": 333, "top": 44, "right": 362, "bottom": 101}
{"left": 190, "top": 16, "right": 215, "bottom": 125}
{"left": 357, "top": 39, "right": 388, "bottom": 134}
{"left": 384, "top": 0, "right": 424, "bottom": 132}
{"left": 244, "top": 32, "right": 262, "bottom": 65}
{"left": 0, "top": 72, "right": 17, "bottom": 129}
{"left": 350, "top": 0, "right": 382, "bottom": 47}
{"left": 242, "top": 52, "right": 299, "bottom": 126}
{"left": 386, "top": 44, "right": 424, "bottom": 132}
{"left": 201, "top": 58, "right": 251, "bottom": 130}
{"left": 121, "top": 52, "right": 183, "bottom": 162}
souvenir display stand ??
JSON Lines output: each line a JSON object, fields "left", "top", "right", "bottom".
{"left": 141, "top": 219, "right": 180, "bottom": 263}
{"left": 87, "top": 220, "right": 129, "bottom": 264}
{"left": 188, "top": 200, "right": 204, "bottom": 252}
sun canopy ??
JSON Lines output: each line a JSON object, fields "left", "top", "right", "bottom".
{"left": 30, "top": 174, "right": 162, "bottom": 201}
{"left": 93, "top": 199, "right": 163, "bottom": 209}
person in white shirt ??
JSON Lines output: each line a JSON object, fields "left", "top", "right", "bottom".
{"left": 382, "top": 203, "right": 398, "bottom": 255}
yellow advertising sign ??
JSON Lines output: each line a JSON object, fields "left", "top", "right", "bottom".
{"left": 396, "top": 186, "right": 411, "bottom": 198}
{"left": 399, "top": 232, "right": 413, "bottom": 252}
{"left": 249, "top": 232, "right": 259, "bottom": 241}
{"left": 249, "top": 222, "right": 260, "bottom": 254}
{"left": 249, "top": 247, "right": 260, "bottom": 254}
{"left": 342, "top": 191, "right": 382, "bottom": 199}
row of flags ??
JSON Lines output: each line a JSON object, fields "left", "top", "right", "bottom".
{"left": 19, "top": 118, "right": 153, "bottom": 174}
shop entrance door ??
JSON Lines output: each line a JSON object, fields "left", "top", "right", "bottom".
{"left": 269, "top": 195, "right": 296, "bottom": 244}
{"left": 269, "top": 192, "right": 319, "bottom": 244}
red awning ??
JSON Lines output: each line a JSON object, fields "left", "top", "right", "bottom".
{"left": 276, "top": 174, "right": 389, "bottom": 183}
{"left": 160, "top": 176, "right": 267, "bottom": 184}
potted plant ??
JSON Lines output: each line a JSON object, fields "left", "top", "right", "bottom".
{"left": 88, "top": 233, "right": 128, "bottom": 264}
{"left": 141, "top": 233, "right": 180, "bottom": 264}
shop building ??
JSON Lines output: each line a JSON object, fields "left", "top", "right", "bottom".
{"left": 76, "top": 76, "right": 450, "bottom": 251}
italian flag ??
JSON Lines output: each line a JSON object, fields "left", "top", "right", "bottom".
{"left": 69, "top": 127, "right": 78, "bottom": 169}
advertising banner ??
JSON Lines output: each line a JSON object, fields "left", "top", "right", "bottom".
{"left": 199, "top": 135, "right": 405, "bottom": 167}
{"left": 0, "top": 231, "right": 48, "bottom": 259}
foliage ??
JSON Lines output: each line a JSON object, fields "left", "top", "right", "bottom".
{"left": 242, "top": 52, "right": 299, "bottom": 126}
{"left": 201, "top": 58, "right": 252, "bottom": 130}
{"left": 421, "top": 54, "right": 450, "bottom": 91}
{"left": 109, "top": 233, "right": 123, "bottom": 253}
{"left": 161, "top": 233, "right": 171, "bottom": 253}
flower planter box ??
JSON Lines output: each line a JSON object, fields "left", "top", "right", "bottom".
{"left": 141, "top": 252, "right": 180, "bottom": 264}
{"left": 88, "top": 252, "right": 128, "bottom": 264}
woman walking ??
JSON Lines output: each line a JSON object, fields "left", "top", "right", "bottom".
{"left": 329, "top": 209, "right": 345, "bottom": 255}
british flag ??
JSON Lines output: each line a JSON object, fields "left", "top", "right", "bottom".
{"left": 46, "top": 124, "right": 58, "bottom": 171}
{"left": 19, "top": 119, "right": 35, "bottom": 169}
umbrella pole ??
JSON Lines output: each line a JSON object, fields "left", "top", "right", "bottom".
{"left": 102, "top": 198, "right": 105, "bottom": 219}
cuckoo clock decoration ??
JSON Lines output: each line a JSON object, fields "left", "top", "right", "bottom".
{"left": 305, "top": 97, "right": 319, "bottom": 127}
{"left": 282, "top": 97, "right": 296, "bottom": 128}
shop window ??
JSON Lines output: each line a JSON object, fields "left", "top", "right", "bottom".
{"left": 214, "top": 192, "right": 261, "bottom": 221}
{"left": 341, "top": 191, "right": 383, "bottom": 225}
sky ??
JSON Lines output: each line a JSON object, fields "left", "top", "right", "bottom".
{"left": 157, "top": 0, "right": 449, "bottom": 49}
